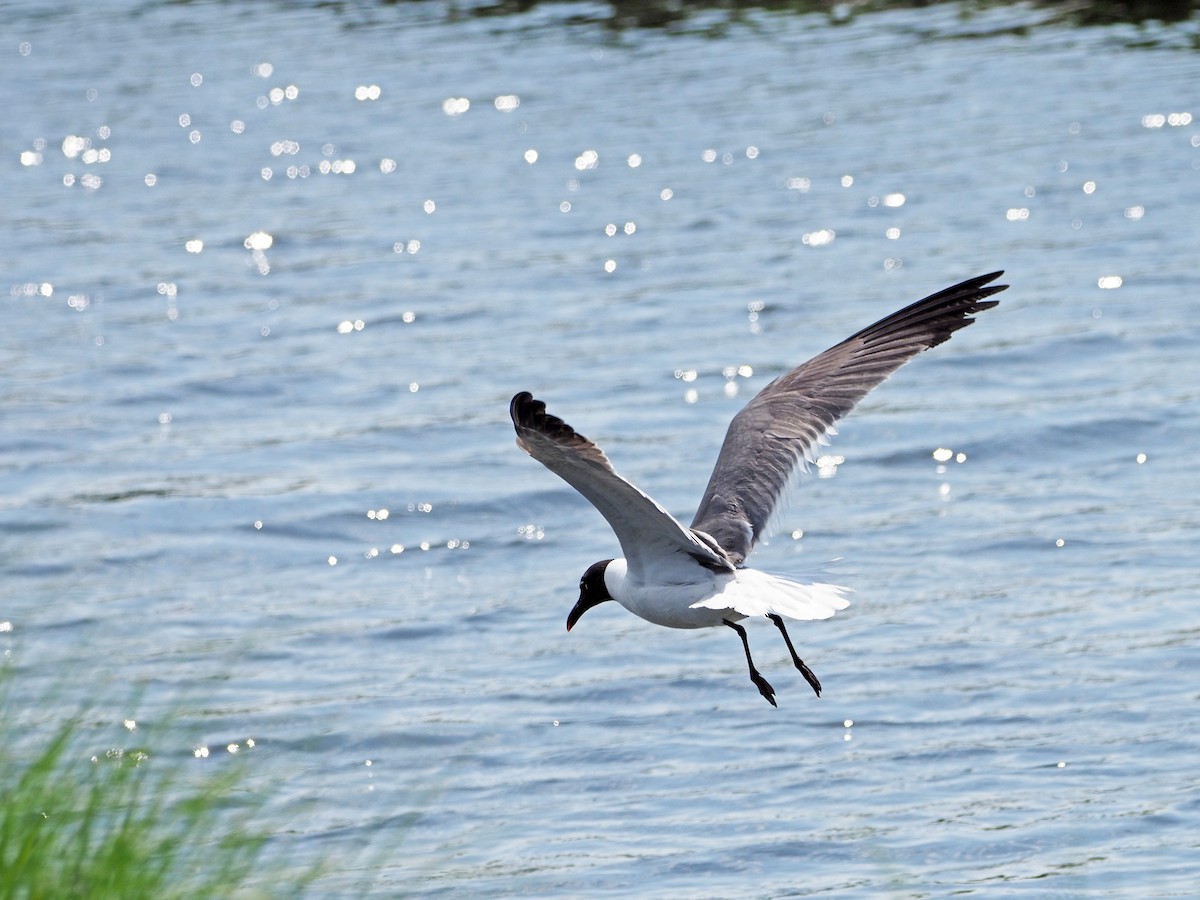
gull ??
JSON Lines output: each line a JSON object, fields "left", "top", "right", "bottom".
{"left": 510, "top": 272, "right": 1005, "bottom": 706}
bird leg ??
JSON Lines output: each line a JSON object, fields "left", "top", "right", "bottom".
{"left": 723, "top": 619, "right": 777, "bottom": 707}
{"left": 767, "top": 613, "right": 822, "bottom": 697}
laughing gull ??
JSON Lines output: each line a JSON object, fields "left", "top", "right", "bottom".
{"left": 511, "top": 271, "right": 1005, "bottom": 706}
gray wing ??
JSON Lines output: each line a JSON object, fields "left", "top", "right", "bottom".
{"left": 510, "top": 392, "right": 733, "bottom": 576}
{"left": 690, "top": 271, "right": 1007, "bottom": 563}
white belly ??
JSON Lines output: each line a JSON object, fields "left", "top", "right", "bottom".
{"left": 604, "top": 558, "right": 743, "bottom": 629}
{"left": 603, "top": 557, "right": 851, "bottom": 629}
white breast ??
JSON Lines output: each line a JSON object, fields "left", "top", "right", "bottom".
{"left": 604, "top": 557, "right": 740, "bottom": 629}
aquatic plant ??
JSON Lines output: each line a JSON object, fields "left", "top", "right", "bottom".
{"left": 0, "top": 691, "right": 314, "bottom": 899}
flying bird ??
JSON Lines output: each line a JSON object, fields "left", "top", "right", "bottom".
{"left": 510, "top": 272, "right": 1005, "bottom": 706}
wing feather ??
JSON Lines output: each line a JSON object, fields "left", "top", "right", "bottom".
{"left": 690, "top": 271, "right": 1007, "bottom": 562}
{"left": 510, "top": 392, "right": 732, "bottom": 576}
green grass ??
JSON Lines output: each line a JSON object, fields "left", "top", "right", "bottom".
{"left": 0, "top": 694, "right": 317, "bottom": 900}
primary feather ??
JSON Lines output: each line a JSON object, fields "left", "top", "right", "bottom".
{"left": 690, "top": 271, "right": 1004, "bottom": 563}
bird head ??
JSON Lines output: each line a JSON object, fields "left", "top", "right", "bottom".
{"left": 567, "top": 558, "right": 614, "bottom": 631}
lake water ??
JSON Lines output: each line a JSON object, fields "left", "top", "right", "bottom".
{"left": 3, "top": 1, "right": 1198, "bottom": 895}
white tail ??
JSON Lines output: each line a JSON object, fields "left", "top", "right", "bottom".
{"left": 690, "top": 568, "right": 851, "bottom": 621}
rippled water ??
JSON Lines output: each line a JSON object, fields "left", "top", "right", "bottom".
{"left": 3, "top": 2, "right": 1198, "bottom": 895}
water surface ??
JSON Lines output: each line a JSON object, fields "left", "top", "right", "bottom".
{"left": 3, "top": 2, "right": 1198, "bottom": 895}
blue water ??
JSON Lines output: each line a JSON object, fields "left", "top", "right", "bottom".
{"left": 3, "top": 2, "right": 1198, "bottom": 895}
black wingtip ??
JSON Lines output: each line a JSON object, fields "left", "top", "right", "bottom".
{"left": 963, "top": 271, "right": 1007, "bottom": 315}
{"left": 850, "top": 270, "right": 1007, "bottom": 351}
{"left": 510, "top": 392, "right": 586, "bottom": 448}
{"left": 510, "top": 391, "right": 538, "bottom": 422}
{"left": 511, "top": 391, "right": 561, "bottom": 432}
{"left": 924, "top": 270, "right": 1008, "bottom": 308}
{"left": 968, "top": 270, "right": 1008, "bottom": 305}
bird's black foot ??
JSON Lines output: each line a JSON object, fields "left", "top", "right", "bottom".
{"left": 750, "top": 669, "right": 778, "bottom": 707}
{"left": 795, "top": 661, "right": 822, "bottom": 698}
{"left": 723, "top": 618, "right": 778, "bottom": 707}
{"left": 767, "top": 613, "right": 822, "bottom": 697}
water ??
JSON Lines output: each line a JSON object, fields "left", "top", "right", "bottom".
{"left": 3, "top": 2, "right": 1198, "bottom": 895}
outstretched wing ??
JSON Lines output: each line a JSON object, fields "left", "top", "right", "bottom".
{"left": 510, "top": 392, "right": 733, "bottom": 576}
{"left": 690, "top": 271, "right": 1007, "bottom": 563}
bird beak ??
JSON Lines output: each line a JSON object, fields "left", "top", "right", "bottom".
{"left": 566, "top": 594, "right": 608, "bottom": 631}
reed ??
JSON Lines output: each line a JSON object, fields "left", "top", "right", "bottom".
{"left": 0, "top": 687, "right": 316, "bottom": 899}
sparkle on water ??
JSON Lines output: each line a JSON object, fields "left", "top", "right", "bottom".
{"left": 3, "top": 3, "right": 1197, "bottom": 897}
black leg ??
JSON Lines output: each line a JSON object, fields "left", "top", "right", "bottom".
{"left": 723, "top": 619, "right": 777, "bottom": 707}
{"left": 767, "top": 613, "right": 822, "bottom": 697}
